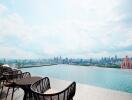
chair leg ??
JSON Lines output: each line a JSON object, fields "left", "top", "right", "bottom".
{"left": 0, "top": 81, "right": 4, "bottom": 96}
{"left": 5, "top": 87, "right": 10, "bottom": 100}
{"left": 11, "top": 88, "right": 15, "bottom": 100}
{"left": 0, "top": 84, "right": 4, "bottom": 96}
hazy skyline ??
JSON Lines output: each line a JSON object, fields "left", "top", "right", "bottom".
{"left": 0, "top": 0, "right": 132, "bottom": 59}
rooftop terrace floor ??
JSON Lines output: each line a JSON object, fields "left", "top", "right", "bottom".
{"left": 1, "top": 77, "right": 132, "bottom": 100}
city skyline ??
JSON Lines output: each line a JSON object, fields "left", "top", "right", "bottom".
{"left": 1, "top": 55, "right": 131, "bottom": 69}
{"left": 0, "top": 0, "right": 132, "bottom": 59}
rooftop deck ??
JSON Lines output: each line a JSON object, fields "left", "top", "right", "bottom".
{"left": 1, "top": 77, "right": 132, "bottom": 100}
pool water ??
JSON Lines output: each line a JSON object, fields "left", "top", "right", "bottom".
{"left": 21, "top": 64, "right": 132, "bottom": 93}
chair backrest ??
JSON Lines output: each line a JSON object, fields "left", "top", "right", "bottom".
{"left": 0, "top": 67, "right": 12, "bottom": 83}
{"left": 21, "top": 72, "right": 31, "bottom": 78}
{"left": 15, "top": 72, "right": 31, "bottom": 80}
{"left": 31, "top": 77, "right": 76, "bottom": 100}
{"left": 31, "top": 77, "right": 51, "bottom": 93}
{"left": 4, "top": 71, "right": 31, "bottom": 83}
{"left": 0, "top": 67, "right": 12, "bottom": 75}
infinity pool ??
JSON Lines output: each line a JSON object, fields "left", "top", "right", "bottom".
{"left": 21, "top": 64, "right": 132, "bottom": 93}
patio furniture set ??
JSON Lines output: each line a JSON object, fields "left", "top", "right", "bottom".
{"left": 0, "top": 64, "right": 76, "bottom": 100}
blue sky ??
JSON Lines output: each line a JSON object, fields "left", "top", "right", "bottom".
{"left": 0, "top": 0, "right": 132, "bottom": 59}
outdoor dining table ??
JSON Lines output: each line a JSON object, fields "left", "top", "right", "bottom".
{"left": 15, "top": 76, "right": 42, "bottom": 100}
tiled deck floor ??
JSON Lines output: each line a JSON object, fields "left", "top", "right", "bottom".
{"left": 1, "top": 77, "right": 132, "bottom": 100}
{"left": 0, "top": 87, "right": 24, "bottom": 100}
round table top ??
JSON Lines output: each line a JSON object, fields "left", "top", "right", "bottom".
{"left": 15, "top": 76, "right": 42, "bottom": 86}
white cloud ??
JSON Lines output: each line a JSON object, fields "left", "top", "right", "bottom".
{"left": 87, "top": 51, "right": 132, "bottom": 58}
{"left": 0, "top": 4, "right": 7, "bottom": 14}
{"left": 0, "top": 1, "right": 132, "bottom": 58}
{"left": 0, "top": 45, "right": 39, "bottom": 59}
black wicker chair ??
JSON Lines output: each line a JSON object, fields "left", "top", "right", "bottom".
{"left": 31, "top": 77, "right": 76, "bottom": 100}
{"left": 3, "top": 71, "right": 31, "bottom": 100}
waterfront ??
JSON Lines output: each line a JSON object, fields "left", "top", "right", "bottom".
{"left": 21, "top": 64, "right": 132, "bottom": 93}
{"left": 0, "top": 55, "right": 125, "bottom": 69}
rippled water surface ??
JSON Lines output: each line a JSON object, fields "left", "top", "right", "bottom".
{"left": 21, "top": 64, "right": 132, "bottom": 93}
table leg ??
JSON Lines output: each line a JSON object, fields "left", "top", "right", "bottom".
{"left": 23, "top": 90, "right": 33, "bottom": 100}
{"left": 23, "top": 90, "right": 28, "bottom": 100}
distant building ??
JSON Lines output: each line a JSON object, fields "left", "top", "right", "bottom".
{"left": 121, "top": 56, "right": 132, "bottom": 69}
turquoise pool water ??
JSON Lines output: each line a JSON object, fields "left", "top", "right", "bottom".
{"left": 21, "top": 64, "right": 132, "bottom": 93}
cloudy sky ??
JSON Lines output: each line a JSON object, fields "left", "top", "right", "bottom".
{"left": 0, "top": 0, "right": 132, "bottom": 59}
